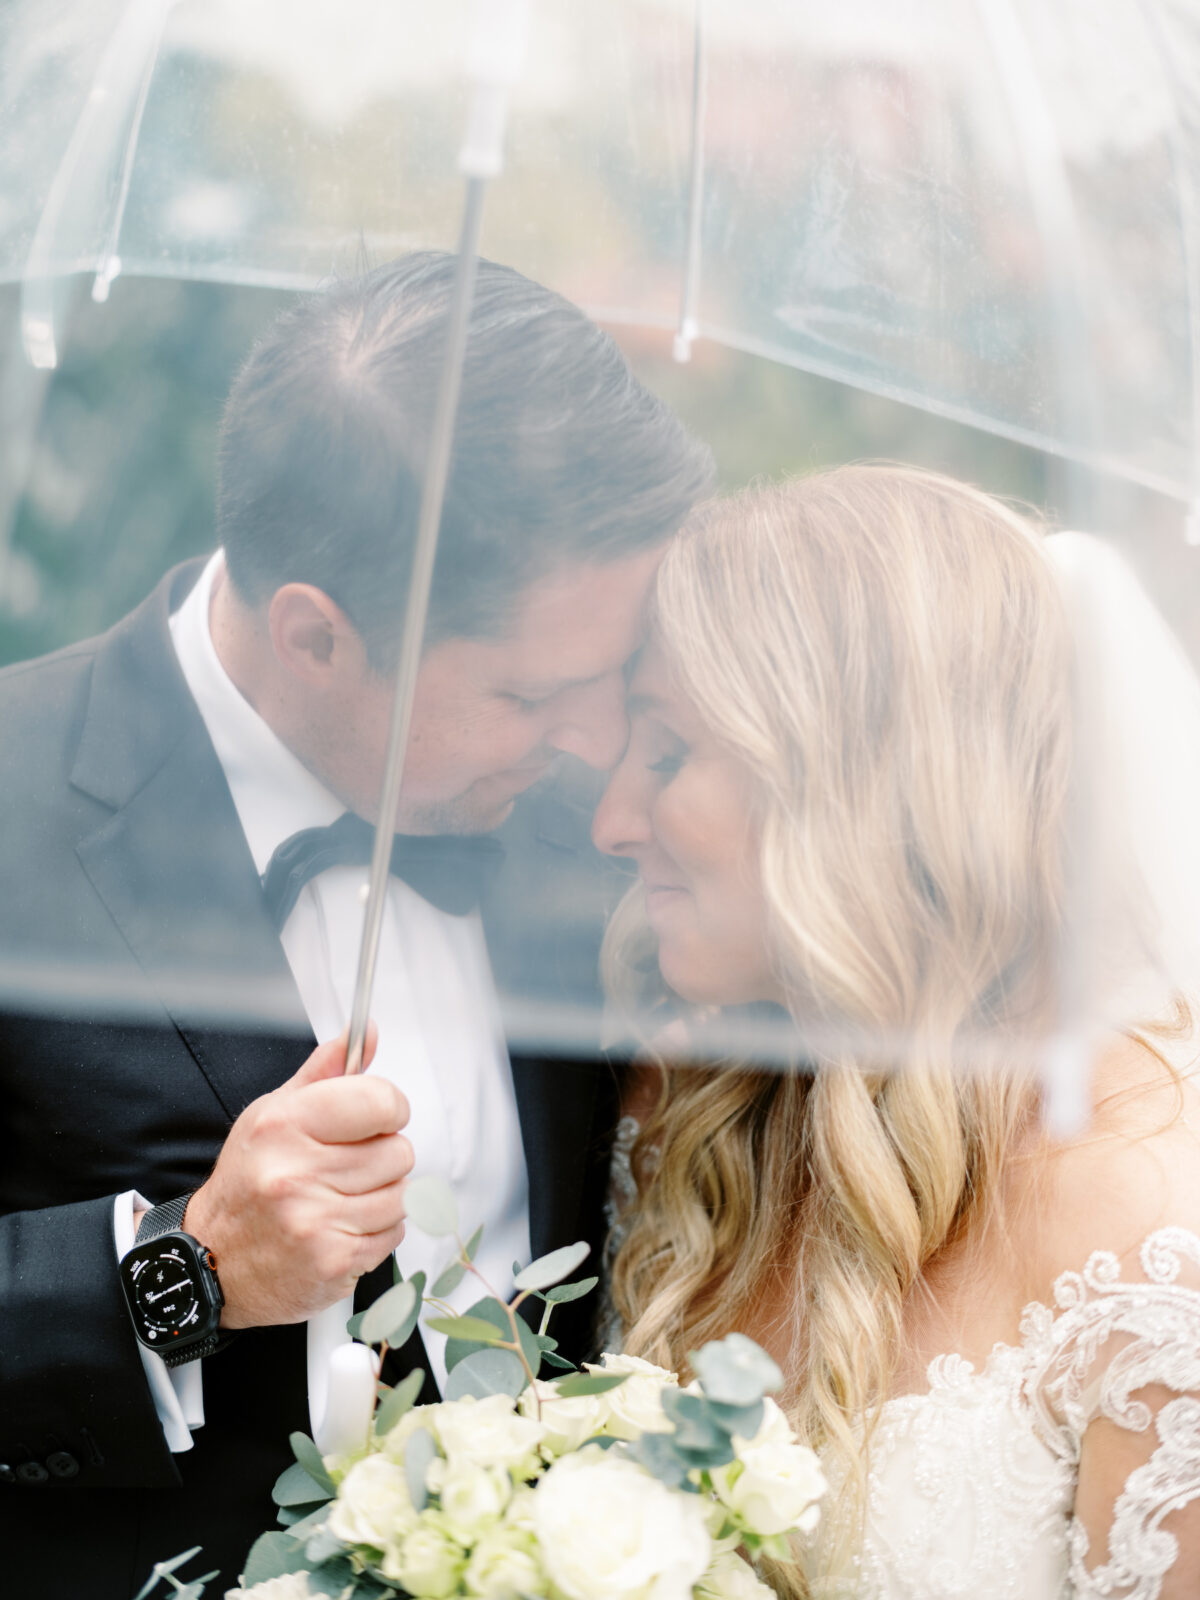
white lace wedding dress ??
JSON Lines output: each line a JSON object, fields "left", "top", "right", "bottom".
{"left": 605, "top": 1123, "right": 1200, "bottom": 1598}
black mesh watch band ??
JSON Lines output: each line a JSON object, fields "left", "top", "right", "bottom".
{"left": 160, "top": 1332, "right": 222, "bottom": 1368}
{"left": 135, "top": 1192, "right": 194, "bottom": 1243}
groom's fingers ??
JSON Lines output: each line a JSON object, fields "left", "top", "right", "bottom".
{"left": 294, "top": 1073, "right": 410, "bottom": 1145}
{"left": 288, "top": 1019, "right": 380, "bottom": 1087}
{"left": 326, "top": 1130, "right": 415, "bottom": 1195}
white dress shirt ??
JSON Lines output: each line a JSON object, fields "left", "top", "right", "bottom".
{"left": 116, "top": 551, "right": 530, "bottom": 1450}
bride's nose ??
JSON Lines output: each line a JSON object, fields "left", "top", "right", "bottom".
{"left": 592, "top": 753, "right": 653, "bottom": 858}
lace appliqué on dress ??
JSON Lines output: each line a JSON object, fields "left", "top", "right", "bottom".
{"left": 811, "top": 1227, "right": 1200, "bottom": 1600}
{"left": 598, "top": 1115, "right": 657, "bottom": 1354}
{"left": 1025, "top": 1227, "right": 1200, "bottom": 1598}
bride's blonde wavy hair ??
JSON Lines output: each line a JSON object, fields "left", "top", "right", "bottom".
{"left": 607, "top": 466, "right": 1076, "bottom": 1581}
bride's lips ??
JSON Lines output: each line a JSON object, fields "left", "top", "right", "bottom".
{"left": 645, "top": 881, "right": 691, "bottom": 917}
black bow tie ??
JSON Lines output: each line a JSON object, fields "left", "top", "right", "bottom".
{"left": 261, "top": 811, "right": 505, "bottom": 931}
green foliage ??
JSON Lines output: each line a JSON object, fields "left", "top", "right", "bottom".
{"left": 402, "top": 1174, "right": 458, "bottom": 1237}
{"left": 430, "top": 1256, "right": 467, "bottom": 1297}
{"left": 541, "top": 1275, "right": 599, "bottom": 1304}
{"left": 463, "top": 1224, "right": 484, "bottom": 1261}
{"left": 403, "top": 1427, "right": 438, "bottom": 1511}
{"left": 374, "top": 1368, "right": 426, "bottom": 1437}
{"left": 272, "top": 1461, "right": 334, "bottom": 1509}
{"left": 554, "top": 1371, "right": 629, "bottom": 1397}
{"left": 361, "top": 1280, "right": 418, "bottom": 1348}
{"left": 691, "top": 1333, "right": 782, "bottom": 1407}
{"left": 444, "top": 1346, "right": 528, "bottom": 1400}
{"left": 242, "top": 1530, "right": 312, "bottom": 1586}
{"left": 513, "top": 1240, "right": 590, "bottom": 1292}
{"left": 424, "top": 1312, "right": 506, "bottom": 1344}
{"left": 132, "top": 1548, "right": 218, "bottom": 1600}
{"left": 289, "top": 1431, "right": 336, "bottom": 1496}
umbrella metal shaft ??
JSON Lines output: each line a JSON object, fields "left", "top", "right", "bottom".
{"left": 344, "top": 176, "right": 488, "bottom": 1075}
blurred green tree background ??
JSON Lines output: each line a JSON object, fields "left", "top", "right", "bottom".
{"left": 2, "top": 272, "right": 1194, "bottom": 671}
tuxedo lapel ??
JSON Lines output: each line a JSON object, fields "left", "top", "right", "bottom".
{"left": 70, "top": 563, "right": 315, "bottom": 1119}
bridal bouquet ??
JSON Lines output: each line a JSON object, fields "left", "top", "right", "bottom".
{"left": 139, "top": 1178, "right": 825, "bottom": 1600}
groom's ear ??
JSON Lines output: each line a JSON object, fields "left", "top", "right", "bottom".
{"left": 267, "top": 583, "right": 367, "bottom": 688}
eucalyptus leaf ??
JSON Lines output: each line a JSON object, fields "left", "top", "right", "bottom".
{"left": 352, "top": 1576, "right": 395, "bottom": 1600}
{"left": 392, "top": 1253, "right": 403, "bottom": 1286}
{"left": 289, "top": 1431, "right": 336, "bottom": 1495}
{"left": 242, "top": 1530, "right": 312, "bottom": 1586}
{"left": 554, "top": 1371, "right": 629, "bottom": 1397}
{"left": 272, "top": 1461, "right": 333, "bottom": 1508}
{"left": 534, "top": 1334, "right": 558, "bottom": 1351}
{"left": 692, "top": 1333, "right": 783, "bottom": 1407}
{"left": 175, "top": 1583, "right": 217, "bottom": 1600}
{"left": 541, "top": 1350, "right": 576, "bottom": 1371}
{"left": 513, "top": 1240, "right": 590, "bottom": 1292}
{"left": 305, "top": 1525, "right": 346, "bottom": 1566}
{"left": 631, "top": 1431, "right": 690, "bottom": 1489}
{"left": 307, "top": 1555, "right": 358, "bottom": 1597}
{"left": 464, "top": 1224, "right": 484, "bottom": 1260}
{"left": 404, "top": 1427, "right": 438, "bottom": 1511}
{"left": 430, "top": 1257, "right": 467, "bottom": 1298}
{"left": 283, "top": 1504, "right": 331, "bottom": 1540}
{"left": 360, "top": 1280, "right": 418, "bottom": 1348}
{"left": 424, "top": 1312, "right": 507, "bottom": 1343}
{"left": 444, "top": 1346, "right": 528, "bottom": 1400}
{"left": 706, "top": 1397, "right": 765, "bottom": 1440}
{"left": 374, "top": 1367, "right": 425, "bottom": 1437}
{"left": 443, "top": 1295, "right": 541, "bottom": 1377}
{"left": 662, "top": 1389, "right": 728, "bottom": 1453}
{"left": 346, "top": 1309, "right": 367, "bottom": 1342}
{"left": 543, "top": 1275, "right": 600, "bottom": 1305}
{"left": 403, "top": 1174, "right": 458, "bottom": 1237}
{"left": 277, "top": 1499, "right": 328, "bottom": 1527}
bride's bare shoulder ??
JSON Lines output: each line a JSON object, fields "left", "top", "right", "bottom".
{"left": 1029, "top": 1024, "right": 1200, "bottom": 1288}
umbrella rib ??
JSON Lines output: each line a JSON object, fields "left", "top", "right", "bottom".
{"left": 344, "top": 177, "right": 488, "bottom": 1076}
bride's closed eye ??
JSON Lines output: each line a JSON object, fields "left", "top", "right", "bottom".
{"left": 649, "top": 751, "right": 685, "bottom": 777}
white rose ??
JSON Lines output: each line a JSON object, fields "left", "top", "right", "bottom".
{"left": 695, "top": 1552, "right": 778, "bottom": 1600}
{"left": 520, "top": 1379, "right": 605, "bottom": 1456}
{"left": 533, "top": 1448, "right": 711, "bottom": 1600}
{"left": 438, "top": 1461, "right": 512, "bottom": 1543}
{"left": 225, "top": 1576, "right": 314, "bottom": 1600}
{"left": 378, "top": 1402, "right": 447, "bottom": 1462}
{"left": 503, "top": 1483, "right": 539, "bottom": 1534}
{"left": 434, "top": 1393, "right": 544, "bottom": 1476}
{"left": 382, "top": 1512, "right": 465, "bottom": 1597}
{"left": 713, "top": 1440, "right": 827, "bottom": 1538}
{"left": 463, "top": 1524, "right": 548, "bottom": 1599}
{"left": 584, "top": 1352, "right": 678, "bottom": 1442}
{"left": 328, "top": 1452, "right": 418, "bottom": 1549}
{"left": 737, "top": 1396, "right": 795, "bottom": 1450}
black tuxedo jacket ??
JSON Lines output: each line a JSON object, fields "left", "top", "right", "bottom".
{"left": 0, "top": 563, "right": 620, "bottom": 1598}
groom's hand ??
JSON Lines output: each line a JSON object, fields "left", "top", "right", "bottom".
{"left": 183, "top": 1024, "right": 413, "bottom": 1329}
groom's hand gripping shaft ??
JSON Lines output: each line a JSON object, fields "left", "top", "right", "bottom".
{"left": 181, "top": 1024, "right": 413, "bottom": 1329}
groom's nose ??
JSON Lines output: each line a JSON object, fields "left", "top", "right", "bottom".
{"left": 591, "top": 752, "right": 651, "bottom": 858}
{"left": 544, "top": 671, "right": 629, "bottom": 771}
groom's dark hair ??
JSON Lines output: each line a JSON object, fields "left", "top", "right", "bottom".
{"left": 217, "top": 252, "right": 712, "bottom": 668}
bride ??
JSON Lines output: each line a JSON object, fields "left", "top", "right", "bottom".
{"left": 590, "top": 465, "right": 1200, "bottom": 1598}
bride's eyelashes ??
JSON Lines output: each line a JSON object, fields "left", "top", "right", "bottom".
{"left": 650, "top": 752, "right": 685, "bottom": 777}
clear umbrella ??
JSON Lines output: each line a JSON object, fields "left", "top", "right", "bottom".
{"left": 1, "top": 0, "right": 1198, "bottom": 1109}
{"left": 4, "top": 0, "right": 1199, "bottom": 521}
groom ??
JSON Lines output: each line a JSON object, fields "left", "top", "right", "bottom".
{"left": 0, "top": 253, "right": 710, "bottom": 1596}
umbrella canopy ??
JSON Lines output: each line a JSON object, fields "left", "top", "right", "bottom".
{"left": 0, "top": 0, "right": 1198, "bottom": 1104}
{"left": 3, "top": 0, "right": 1199, "bottom": 515}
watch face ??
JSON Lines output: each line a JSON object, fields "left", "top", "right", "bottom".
{"left": 121, "top": 1235, "right": 218, "bottom": 1347}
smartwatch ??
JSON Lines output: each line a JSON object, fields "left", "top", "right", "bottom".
{"left": 119, "top": 1194, "right": 225, "bottom": 1368}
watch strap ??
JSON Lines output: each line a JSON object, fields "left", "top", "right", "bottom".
{"left": 135, "top": 1193, "right": 194, "bottom": 1243}
{"left": 160, "top": 1332, "right": 222, "bottom": 1369}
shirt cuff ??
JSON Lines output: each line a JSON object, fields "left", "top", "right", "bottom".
{"left": 113, "top": 1190, "right": 206, "bottom": 1453}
